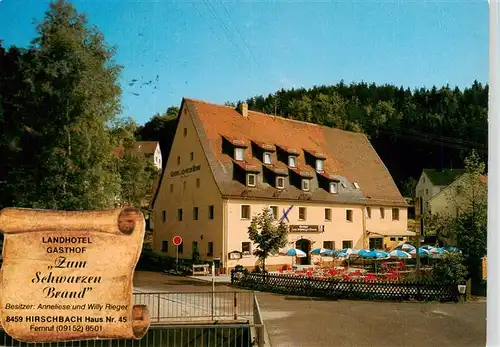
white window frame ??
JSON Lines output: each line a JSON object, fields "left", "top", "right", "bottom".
{"left": 288, "top": 155, "right": 297, "bottom": 168}
{"left": 353, "top": 182, "right": 360, "bottom": 189}
{"left": 234, "top": 147, "right": 244, "bottom": 161}
{"left": 263, "top": 152, "right": 272, "bottom": 164}
{"left": 315, "top": 159, "right": 324, "bottom": 172}
{"left": 276, "top": 176, "right": 285, "bottom": 189}
{"left": 270, "top": 206, "right": 278, "bottom": 220}
{"left": 301, "top": 179, "right": 310, "bottom": 191}
{"left": 246, "top": 173, "right": 256, "bottom": 187}
{"left": 329, "top": 182, "right": 338, "bottom": 194}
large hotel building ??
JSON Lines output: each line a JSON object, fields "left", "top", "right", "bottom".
{"left": 152, "top": 98, "right": 413, "bottom": 273}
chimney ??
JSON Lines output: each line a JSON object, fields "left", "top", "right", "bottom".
{"left": 240, "top": 103, "right": 248, "bottom": 118}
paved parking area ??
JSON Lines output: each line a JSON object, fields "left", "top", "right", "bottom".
{"left": 133, "top": 271, "right": 486, "bottom": 347}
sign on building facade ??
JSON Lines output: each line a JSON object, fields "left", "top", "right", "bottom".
{"left": 289, "top": 225, "right": 325, "bottom": 233}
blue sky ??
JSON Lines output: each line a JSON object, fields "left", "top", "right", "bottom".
{"left": 0, "top": 0, "right": 488, "bottom": 125}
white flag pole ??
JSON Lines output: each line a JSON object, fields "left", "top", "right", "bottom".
{"left": 487, "top": 1, "right": 499, "bottom": 346}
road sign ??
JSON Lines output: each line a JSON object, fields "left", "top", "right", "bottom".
{"left": 173, "top": 235, "right": 183, "bottom": 246}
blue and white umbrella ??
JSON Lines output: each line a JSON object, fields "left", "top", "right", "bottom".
{"left": 357, "top": 249, "right": 370, "bottom": 256}
{"left": 396, "top": 244, "right": 416, "bottom": 252}
{"left": 389, "top": 249, "right": 412, "bottom": 259}
{"left": 284, "top": 248, "right": 307, "bottom": 257}
{"left": 311, "top": 248, "right": 332, "bottom": 256}
{"left": 428, "top": 247, "right": 446, "bottom": 255}
{"left": 361, "top": 250, "right": 390, "bottom": 259}
{"left": 322, "top": 249, "right": 337, "bottom": 256}
{"left": 409, "top": 248, "right": 430, "bottom": 257}
{"left": 443, "top": 246, "right": 460, "bottom": 252}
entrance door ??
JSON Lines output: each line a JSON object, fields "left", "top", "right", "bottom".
{"left": 369, "top": 237, "right": 383, "bottom": 250}
{"left": 295, "top": 239, "right": 311, "bottom": 265}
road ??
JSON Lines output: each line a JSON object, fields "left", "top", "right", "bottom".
{"left": 133, "top": 271, "right": 486, "bottom": 347}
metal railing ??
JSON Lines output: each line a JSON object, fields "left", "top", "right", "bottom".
{"left": 0, "top": 323, "right": 263, "bottom": 347}
{"left": 133, "top": 291, "right": 255, "bottom": 323}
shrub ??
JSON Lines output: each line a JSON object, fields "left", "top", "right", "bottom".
{"left": 432, "top": 252, "right": 468, "bottom": 283}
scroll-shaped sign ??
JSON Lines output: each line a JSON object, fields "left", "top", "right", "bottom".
{"left": 0, "top": 207, "right": 150, "bottom": 343}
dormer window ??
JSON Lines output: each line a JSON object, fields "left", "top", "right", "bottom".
{"left": 263, "top": 152, "right": 272, "bottom": 164}
{"left": 246, "top": 173, "right": 256, "bottom": 187}
{"left": 329, "top": 182, "right": 338, "bottom": 194}
{"left": 288, "top": 156, "right": 297, "bottom": 168}
{"left": 353, "top": 182, "right": 360, "bottom": 189}
{"left": 276, "top": 177, "right": 285, "bottom": 189}
{"left": 301, "top": 179, "right": 310, "bottom": 191}
{"left": 315, "top": 159, "right": 324, "bottom": 172}
{"left": 234, "top": 147, "right": 244, "bottom": 161}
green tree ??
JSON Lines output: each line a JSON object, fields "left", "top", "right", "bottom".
{"left": 247, "top": 207, "right": 288, "bottom": 272}
{"left": 432, "top": 252, "right": 468, "bottom": 283}
{"left": 1, "top": 0, "right": 123, "bottom": 210}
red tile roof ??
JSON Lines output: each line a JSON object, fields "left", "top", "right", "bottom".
{"left": 181, "top": 98, "right": 407, "bottom": 207}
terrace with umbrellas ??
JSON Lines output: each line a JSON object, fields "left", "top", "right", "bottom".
{"left": 276, "top": 244, "right": 460, "bottom": 282}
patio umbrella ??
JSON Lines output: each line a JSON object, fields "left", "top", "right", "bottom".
{"left": 362, "top": 250, "right": 390, "bottom": 259}
{"left": 341, "top": 248, "right": 357, "bottom": 255}
{"left": 322, "top": 249, "right": 337, "bottom": 256}
{"left": 285, "top": 248, "right": 307, "bottom": 257}
{"left": 428, "top": 247, "right": 446, "bottom": 255}
{"left": 409, "top": 248, "right": 430, "bottom": 257}
{"left": 357, "top": 249, "right": 370, "bottom": 256}
{"left": 389, "top": 249, "right": 412, "bottom": 259}
{"left": 443, "top": 246, "right": 460, "bottom": 252}
{"left": 311, "top": 248, "right": 332, "bottom": 255}
{"left": 396, "top": 244, "right": 416, "bottom": 252}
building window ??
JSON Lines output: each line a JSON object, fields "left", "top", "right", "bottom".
{"left": 190, "top": 152, "right": 194, "bottom": 161}
{"left": 241, "top": 205, "right": 251, "bottom": 219}
{"left": 380, "top": 207, "right": 385, "bottom": 219}
{"left": 161, "top": 240, "right": 168, "bottom": 252}
{"left": 299, "top": 207, "right": 307, "bottom": 221}
{"left": 398, "top": 237, "right": 404, "bottom": 241}
{"left": 392, "top": 208, "right": 400, "bottom": 221}
{"left": 170, "top": 184, "right": 174, "bottom": 193}
{"left": 276, "top": 177, "right": 285, "bottom": 189}
{"left": 342, "top": 240, "right": 353, "bottom": 249}
{"left": 329, "top": 182, "right": 338, "bottom": 194}
{"left": 323, "top": 241, "right": 334, "bottom": 250}
{"left": 301, "top": 179, "right": 310, "bottom": 191}
{"left": 209, "top": 205, "right": 214, "bottom": 219}
{"left": 353, "top": 182, "right": 360, "bottom": 189}
{"left": 208, "top": 242, "right": 214, "bottom": 256}
{"left": 234, "top": 147, "right": 244, "bottom": 161}
{"left": 177, "top": 156, "right": 180, "bottom": 166}
{"left": 315, "top": 159, "right": 324, "bottom": 172}
{"left": 192, "top": 241, "right": 198, "bottom": 252}
{"left": 366, "top": 207, "right": 371, "bottom": 219}
{"left": 263, "top": 152, "right": 272, "bottom": 164}
{"left": 183, "top": 181, "right": 187, "bottom": 191}
{"left": 162, "top": 210, "right": 166, "bottom": 222}
{"left": 270, "top": 206, "right": 278, "bottom": 220}
{"left": 242, "top": 242, "right": 251, "bottom": 255}
{"left": 456, "top": 206, "right": 460, "bottom": 217}
{"left": 288, "top": 156, "right": 296, "bottom": 168}
{"left": 196, "top": 178, "right": 200, "bottom": 188}
{"left": 390, "top": 237, "right": 396, "bottom": 241}
{"left": 425, "top": 188, "right": 429, "bottom": 195}
{"left": 325, "top": 208, "right": 332, "bottom": 221}
{"left": 193, "top": 207, "right": 199, "bottom": 220}
{"left": 178, "top": 242, "right": 184, "bottom": 254}
{"left": 183, "top": 128, "right": 187, "bottom": 136}
{"left": 177, "top": 208, "right": 183, "bottom": 221}
{"left": 247, "top": 173, "right": 256, "bottom": 187}
{"left": 346, "top": 209, "right": 353, "bottom": 222}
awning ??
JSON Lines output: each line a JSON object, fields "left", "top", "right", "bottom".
{"left": 368, "top": 230, "right": 416, "bottom": 237}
